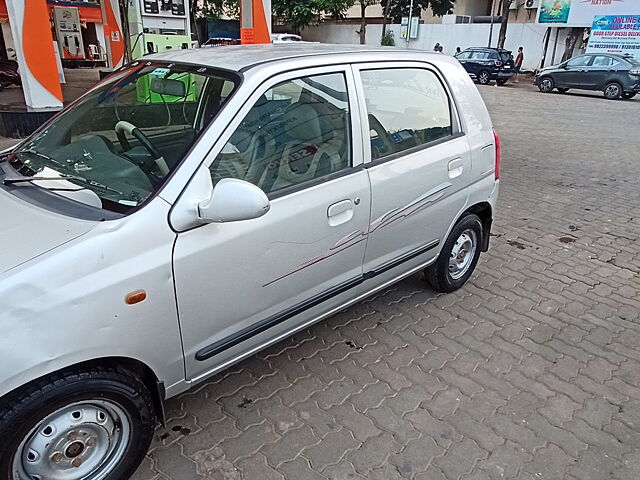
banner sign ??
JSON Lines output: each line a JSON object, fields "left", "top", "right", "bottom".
{"left": 586, "top": 15, "right": 640, "bottom": 59}
{"left": 538, "top": 0, "right": 640, "bottom": 27}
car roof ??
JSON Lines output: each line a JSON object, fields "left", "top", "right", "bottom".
{"left": 145, "top": 43, "right": 446, "bottom": 72}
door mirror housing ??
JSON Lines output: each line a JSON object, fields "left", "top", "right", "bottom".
{"left": 198, "top": 178, "right": 270, "bottom": 223}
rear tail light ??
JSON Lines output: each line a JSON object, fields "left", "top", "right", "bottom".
{"left": 493, "top": 129, "right": 501, "bottom": 180}
{"left": 495, "top": 60, "right": 503, "bottom": 67}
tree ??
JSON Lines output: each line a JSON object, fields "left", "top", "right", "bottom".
{"left": 356, "top": 0, "right": 379, "bottom": 44}
{"left": 272, "top": 0, "right": 323, "bottom": 33}
{"left": 496, "top": 0, "right": 510, "bottom": 49}
{"left": 318, "top": 0, "right": 354, "bottom": 19}
{"left": 199, "top": 0, "right": 239, "bottom": 19}
{"left": 562, "top": 27, "right": 584, "bottom": 62}
{"left": 388, "top": 0, "right": 455, "bottom": 24}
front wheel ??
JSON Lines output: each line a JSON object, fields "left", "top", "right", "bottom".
{"left": 496, "top": 79, "right": 508, "bottom": 86}
{"left": 538, "top": 76, "right": 554, "bottom": 93}
{"left": 622, "top": 92, "right": 636, "bottom": 100}
{"left": 477, "top": 71, "right": 491, "bottom": 85}
{"left": 425, "top": 214, "right": 483, "bottom": 293}
{"left": 0, "top": 367, "right": 156, "bottom": 480}
{"left": 603, "top": 82, "right": 622, "bottom": 100}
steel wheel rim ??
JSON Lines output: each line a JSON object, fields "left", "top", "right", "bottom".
{"left": 12, "top": 400, "right": 131, "bottom": 480}
{"left": 605, "top": 84, "right": 620, "bottom": 98}
{"left": 448, "top": 229, "right": 477, "bottom": 280}
{"left": 541, "top": 78, "right": 552, "bottom": 92}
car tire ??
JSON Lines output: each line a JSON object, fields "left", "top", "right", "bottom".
{"left": 603, "top": 82, "right": 622, "bottom": 100}
{"left": 0, "top": 367, "right": 156, "bottom": 480}
{"left": 622, "top": 92, "right": 636, "bottom": 99}
{"left": 538, "top": 76, "right": 554, "bottom": 93}
{"left": 425, "top": 214, "right": 483, "bottom": 293}
{"left": 557, "top": 88, "right": 569, "bottom": 93}
{"left": 477, "top": 71, "right": 491, "bottom": 85}
{"left": 496, "top": 79, "right": 508, "bottom": 86}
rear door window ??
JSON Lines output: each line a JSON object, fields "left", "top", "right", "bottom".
{"left": 360, "top": 68, "right": 453, "bottom": 161}
{"left": 592, "top": 56, "right": 619, "bottom": 67}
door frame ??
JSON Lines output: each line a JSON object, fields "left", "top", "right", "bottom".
{"left": 349, "top": 60, "right": 464, "bottom": 168}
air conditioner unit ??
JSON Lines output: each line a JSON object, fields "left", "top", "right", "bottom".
{"left": 525, "top": 0, "right": 539, "bottom": 8}
{"left": 510, "top": 1, "right": 520, "bottom": 10}
{"left": 442, "top": 14, "right": 471, "bottom": 24}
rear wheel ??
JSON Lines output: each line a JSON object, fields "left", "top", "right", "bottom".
{"left": 603, "top": 82, "right": 622, "bottom": 100}
{"left": 477, "top": 71, "right": 491, "bottom": 85}
{"left": 557, "top": 88, "right": 569, "bottom": 94}
{"left": 496, "top": 78, "right": 508, "bottom": 86}
{"left": 0, "top": 367, "right": 156, "bottom": 480}
{"left": 425, "top": 214, "right": 483, "bottom": 293}
{"left": 538, "top": 76, "right": 554, "bottom": 93}
{"left": 622, "top": 92, "right": 636, "bottom": 100}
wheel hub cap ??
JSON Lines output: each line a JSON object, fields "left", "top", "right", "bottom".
{"left": 15, "top": 401, "right": 130, "bottom": 480}
{"left": 449, "top": 229, "right": 477, "bottom": 280}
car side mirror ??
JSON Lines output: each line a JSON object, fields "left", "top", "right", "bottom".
{"left": 198, "top": 178, "right": 270, "bottom": 223}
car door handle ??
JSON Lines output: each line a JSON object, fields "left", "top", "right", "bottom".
{"left": 448, "top": 158, "right": 464, "bottom": 179}
{"left": 327, "top": 199, "right": 354, "bottom": 226}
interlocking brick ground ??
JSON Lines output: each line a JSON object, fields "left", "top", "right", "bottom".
{"left": 132, "top": 84, "right": 640, "bottom": 480}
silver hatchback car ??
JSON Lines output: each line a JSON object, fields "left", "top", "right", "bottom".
{"left": 0, "top": 44, "right": 499, "bottom": 480}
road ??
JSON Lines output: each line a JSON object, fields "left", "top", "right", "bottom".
{"left": 132, "top": 83, "right": 640, "bottom": 480}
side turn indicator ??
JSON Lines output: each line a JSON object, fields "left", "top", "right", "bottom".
{"left": 125, "top": 290, "right": 147, "bottom": 305}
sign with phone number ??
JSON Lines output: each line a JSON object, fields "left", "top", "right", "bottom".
{"left": 586, "top": 15, "right": 640, "bottom": 59}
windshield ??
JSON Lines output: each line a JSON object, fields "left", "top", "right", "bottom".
{"left": 8, "top": 62, "right": 238, "bottom": 213}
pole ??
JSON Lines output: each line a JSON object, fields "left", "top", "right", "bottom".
{"left": 488, "top": 0, "right": 495, "bottom": 47}
{"left": 406, "top": 0, "right": 414, "bottom": 48}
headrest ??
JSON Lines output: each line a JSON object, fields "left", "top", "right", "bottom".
{"left": 284, "top": 103, "right": 331, "bottom": 143}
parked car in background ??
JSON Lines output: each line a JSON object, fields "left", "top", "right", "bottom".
{"left": 271, "top": 33, "right": 302, "bottom": 43}
{"left": 202, "top": 37, "right": 241, "bottom": 47}
{"left": 535, "top": 53, "right": 640, "bottom": 100}
{"left": 455, "top": 47, "right": 515, "bottom": 85}
{"left": 0, "top": 44, "right": 499, "bottom": 480}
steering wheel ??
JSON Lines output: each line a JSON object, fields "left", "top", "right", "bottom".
{"left": 115, "top": 121, "right": 170, "bottom": 175}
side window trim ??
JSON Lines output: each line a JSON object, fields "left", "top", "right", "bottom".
{"left": 350, "top": 61, "right": 463, "bottom": 166}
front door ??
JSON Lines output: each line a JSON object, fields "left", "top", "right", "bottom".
{"left": 557, "top": 55, "right": 593, "bottom": 88}
{"left": 352, "top": 63, "right": 471, "bottom": 289}
{"left": 172, "top": 67, "right": 371, "bottom": 380}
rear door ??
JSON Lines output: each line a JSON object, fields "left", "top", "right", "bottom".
{"left": 352, "top": 62, "right": 471, "bottom": 290}
{"left": 589, "top": 55, "right": 621, "bottom": 89}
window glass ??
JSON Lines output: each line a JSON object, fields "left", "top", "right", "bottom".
{"left": 8, "top": 63, "right": 237, "bottom": 212}
{"left": 456, "top": 51, "right": 472, "bottom": 59}
{"left": 566, "top": 56, "right": 591, "bottom": 67}
{"left": 592, "top": 56, "right": 618, "bottom": 67}
{"left": 209, "top": 72, "right": 351, "bottom": 195}
{"left": 471, "top": 51, "right": 489, "bottom": 60}
{"left": 360, "top": 68, "right": 453, "bottom": 160}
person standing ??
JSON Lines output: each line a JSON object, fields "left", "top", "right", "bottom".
{"left": 455, "top": 46, "right": 462, "bottom": 56}
{"left": 514, "top": 46, "right": 524, "bottom": 83}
